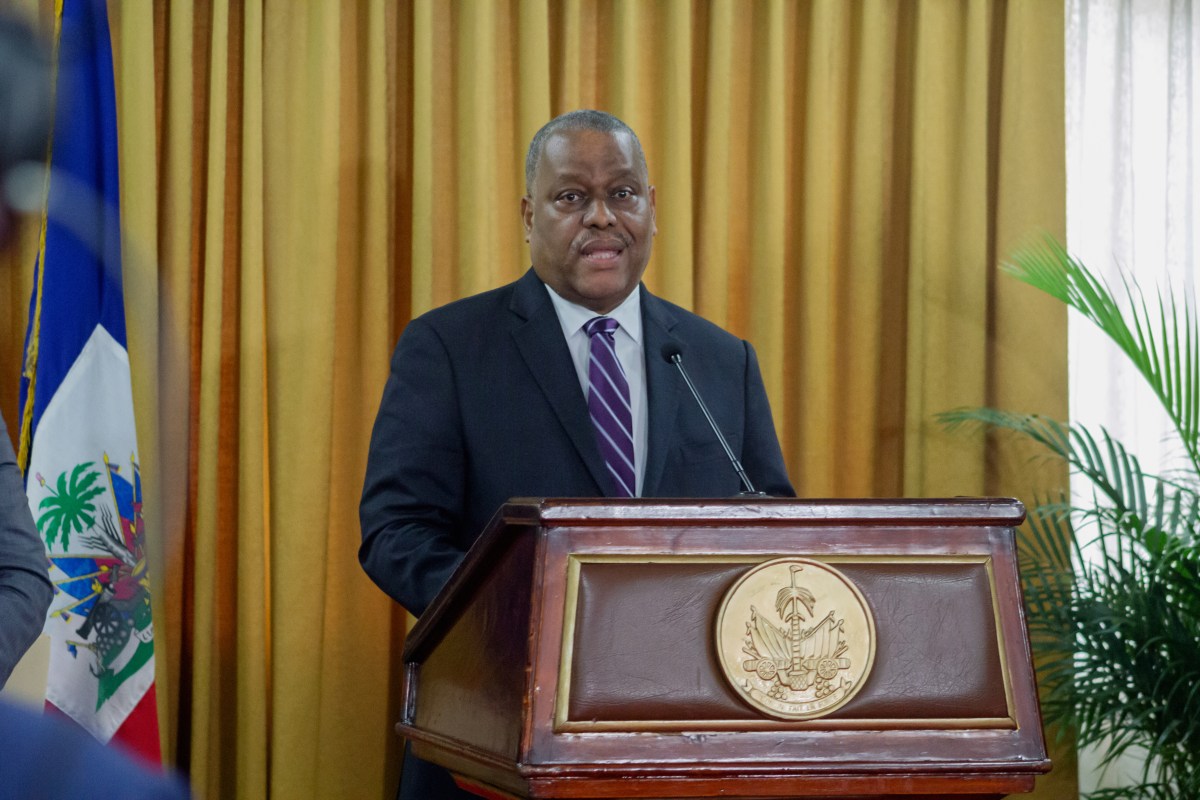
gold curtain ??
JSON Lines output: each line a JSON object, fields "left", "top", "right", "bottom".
{"left": 0, "top": 1, "right": 1071, "bottom": 798}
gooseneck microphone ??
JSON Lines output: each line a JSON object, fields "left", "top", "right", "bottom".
{"left": 661, "top": 342, "right": 763, "bottom": 496}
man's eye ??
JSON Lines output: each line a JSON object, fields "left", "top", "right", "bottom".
{"left": 613, "top": 189, "right": 633, "bottom": 200}
{"left": 558, "top": 192, "right": 582, "bottom": 203}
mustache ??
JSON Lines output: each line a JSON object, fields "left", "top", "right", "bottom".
{"left": 575, "top": 234, "right": 632, "bottom": 253}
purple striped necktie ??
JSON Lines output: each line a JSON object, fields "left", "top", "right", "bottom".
{"left": 584, "top": 316, "right": 636, "bottom": 497}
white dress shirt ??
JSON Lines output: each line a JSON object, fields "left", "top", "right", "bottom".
{"left": 544, "top": 284, "right": 648, "bottom": 496}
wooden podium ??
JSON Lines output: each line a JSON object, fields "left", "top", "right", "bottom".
{"left": 397, "top": 499, "right": 1051, "bottom": 799}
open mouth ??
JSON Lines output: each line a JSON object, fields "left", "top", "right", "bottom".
{"left": 580, "top": 239, "right": 626, "bottom": 263}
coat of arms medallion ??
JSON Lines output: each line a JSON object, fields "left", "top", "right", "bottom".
{"left": 716, "top": 557, "right": 876, "bottom": 720}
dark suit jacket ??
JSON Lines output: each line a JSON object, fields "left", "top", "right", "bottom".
{"left": 360, "top": 269, "right": 793, "bottom": 614}
{"left": 0, "top": 411, "right": 53, "bottom": 689}
{"left": 359, "top": 270, "right": 794, "bottom": 799}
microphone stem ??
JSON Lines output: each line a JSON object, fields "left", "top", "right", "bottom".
{"left": 668, "top": 355, "right": 757, "bottom": 494}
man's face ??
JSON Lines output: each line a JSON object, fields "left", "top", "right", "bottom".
{"left": 522, "top": 128, "right": 656, "bottom": 314}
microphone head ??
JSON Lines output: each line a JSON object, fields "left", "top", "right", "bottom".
{"left": 660, "top": 342, "right": 684, "bottom": 364}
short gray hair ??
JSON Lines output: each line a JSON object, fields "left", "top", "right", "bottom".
{"left": 524, "top": 109, "right": 648, "bottom": 192}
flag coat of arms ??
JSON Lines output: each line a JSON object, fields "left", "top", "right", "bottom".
{"left": 19, "top": 0, "right": 161, "bottom": 762}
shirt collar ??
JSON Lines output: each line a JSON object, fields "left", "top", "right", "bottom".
{"left": 544, "top": 283, "right": 643, "bottom": 343}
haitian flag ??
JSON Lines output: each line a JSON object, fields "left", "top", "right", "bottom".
{"left": 18, "top": 0, "right": 161, "bottom": 763}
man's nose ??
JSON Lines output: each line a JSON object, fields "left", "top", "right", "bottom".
{"left": 582, "top": 197, "right": 615, "bottom": 227}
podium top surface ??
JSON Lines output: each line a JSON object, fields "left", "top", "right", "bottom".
{"left": 500, "top": 497, "right": 1026, "bottom": 526}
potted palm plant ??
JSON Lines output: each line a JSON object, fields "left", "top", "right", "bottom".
{"left": 939, "top": 237, "right": 1200, "bottom": 800}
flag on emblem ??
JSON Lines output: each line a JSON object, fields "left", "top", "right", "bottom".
{"left": 18, "top": 0, "right": 161, "bottom": 764}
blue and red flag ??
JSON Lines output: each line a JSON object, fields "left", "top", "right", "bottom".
{"left": 19, "top": 0, "right": 161, "bottom": 764}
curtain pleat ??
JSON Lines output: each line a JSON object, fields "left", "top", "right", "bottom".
{"left": 0, "top": 2, "right": 1069, "bottom": 798}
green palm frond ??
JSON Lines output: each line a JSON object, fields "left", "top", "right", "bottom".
{"left": 1005, "top": 237, "right": 1200, "bottom": 473}
{"left": 940, "top": 239, "right": 1200, "bottom": 797}
{"left": 1025, "top": 511, "right": 1200, "bottom": 783}
{"left": 937, "top": 409, "right": 1200, "bottom": 541}
{"left": 35, "top": 462, "right": 104, "bottom": 550}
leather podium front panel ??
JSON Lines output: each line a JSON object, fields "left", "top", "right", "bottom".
{"left": 566, "top": 558, "right": 1009, "bottom": 725}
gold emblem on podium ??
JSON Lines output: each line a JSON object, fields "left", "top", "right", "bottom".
{"left": 716, "top": 558, "right": 876, "bottom": 720}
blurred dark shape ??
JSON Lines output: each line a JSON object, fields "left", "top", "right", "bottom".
{"left": 0, "top": 7, "right": 52, "bottom": 245}
{"left": 0, "top": 699, "right": 191, "bottom": 799}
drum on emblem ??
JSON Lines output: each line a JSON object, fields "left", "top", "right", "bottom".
{"left": 715, "top": 558, "right": 876, "bottom": 720}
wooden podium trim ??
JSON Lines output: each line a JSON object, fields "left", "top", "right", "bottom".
{"left": 553, "top": 717, "right": 1018, "bottom": 733}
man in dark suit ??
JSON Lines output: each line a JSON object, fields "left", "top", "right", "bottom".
{"left": 359, "top": 109, "right": 794, "bottom": 798}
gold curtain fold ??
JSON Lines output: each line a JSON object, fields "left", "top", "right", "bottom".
{"left": 105, "top": 2, "right": 406, "bottom": 797}
{"left": 0, "top": 1, "right": 1071, "bottom": 798}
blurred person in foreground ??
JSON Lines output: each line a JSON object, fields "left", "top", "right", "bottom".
{"left": 0, "top": 0, "right": 55, "bottom": 694}
{"left": 0, "top": 7, "right": 187, "bottom": 799}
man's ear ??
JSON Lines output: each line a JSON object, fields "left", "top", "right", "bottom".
{"left": 520, "top": 195, "right": 533, "bottom": 242}
{"left": 649, "top": 185, "right": 657, "bottom": 237}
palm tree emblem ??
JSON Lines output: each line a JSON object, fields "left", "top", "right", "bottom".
{"left": 776, "top": 565, "right": 817, "bottom": 679}
{"left": 35, "top": 463, "right": 105, "bottom": 550}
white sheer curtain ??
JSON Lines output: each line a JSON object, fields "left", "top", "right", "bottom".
{"left": 1066, "top": 0, "right": 1200, "bottom": 792}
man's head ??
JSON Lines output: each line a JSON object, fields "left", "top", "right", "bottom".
{"left": 522, "top": 110, "right": 656, "bottom": 315}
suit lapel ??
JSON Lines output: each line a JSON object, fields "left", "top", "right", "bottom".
{"left": 509, "top": 270, "right": 611, "bottom": 494}
{"left": 641, "top": 289, "right": 683, "bottom": 496}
